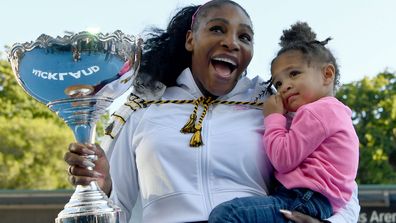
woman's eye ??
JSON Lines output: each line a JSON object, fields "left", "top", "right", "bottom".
{"left": 209, "top": 26, "right": 224, "bottom": 33}
{"left": 240, "top": 34, "right": 252, "bottom": 43}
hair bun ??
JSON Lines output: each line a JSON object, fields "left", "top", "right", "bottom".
{"left": 280, "top": 21, "right": 317, "bottom": 47}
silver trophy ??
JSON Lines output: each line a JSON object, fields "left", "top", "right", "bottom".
{"left": 8, "top": 30, "right": 142, "bottom": 223}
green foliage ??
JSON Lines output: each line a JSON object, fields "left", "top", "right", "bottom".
{"left": 337, "top": 71, "right": 396, "bottom": 184}
{"left": 0, "top": 116, "right": 74, "bottom": 189}
{"left": 0, "top": 60, "right": 61, "bottom": 122}
{"left": 96, "top": 113, "right": 110, "bottom": 139}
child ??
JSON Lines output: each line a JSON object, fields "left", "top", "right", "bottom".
{"left": 208, "top": 22, "right": 359, "bottom": 222}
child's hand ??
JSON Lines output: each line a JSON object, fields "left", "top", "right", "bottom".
{"left": 263, "top": 94, "right": 286, "bottom": 116}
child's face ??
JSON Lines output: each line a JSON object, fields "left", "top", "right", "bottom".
{"left": 271, "top": 50, "right": 334, "bottom": 112}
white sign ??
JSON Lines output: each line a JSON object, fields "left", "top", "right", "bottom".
{"left": 359, "top": 211, "right": 396, "bottom": 223}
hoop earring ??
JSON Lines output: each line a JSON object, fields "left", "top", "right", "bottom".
{"left": 239, "top": 70, "right": 247, "bottom": 78}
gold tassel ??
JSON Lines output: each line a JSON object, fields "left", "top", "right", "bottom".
{"left": 181, "top": 113, "right": 197, "bottom": 133}
{"left": 189, "top": 124, "right": 203, "bottom": 147}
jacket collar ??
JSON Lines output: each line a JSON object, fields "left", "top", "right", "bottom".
{"left": 176, "top": 68, "right": 255, "bottom": 100}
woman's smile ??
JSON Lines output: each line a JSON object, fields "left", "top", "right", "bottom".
{"left": 211, "top": 54, "right": 238, "bottom": 81}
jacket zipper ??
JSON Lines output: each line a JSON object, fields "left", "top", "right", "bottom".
{"left": 201, "top": 106, "right": 213, "bottom": 216}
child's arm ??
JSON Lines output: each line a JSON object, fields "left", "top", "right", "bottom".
{"left": 264, "top": 108, "right": 327, "bottom": 173}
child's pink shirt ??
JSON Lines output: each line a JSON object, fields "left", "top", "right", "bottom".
{"left": 263, "top": 96, "right": 359, "bottom": 212}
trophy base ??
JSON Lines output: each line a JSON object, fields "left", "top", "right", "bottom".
{"left": 55, "top": 212, "right": 122, "bottom": 223}
{"left": 55, "top": 182, "right": 124, "bottom": 223}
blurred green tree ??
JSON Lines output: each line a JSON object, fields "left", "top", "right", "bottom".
{"left": 337, "top": 71, "right": 396, "bottom": 184}
{"left": 0, "top": 116, "right": 73, "bottom": 189}
{"left": 0, "top": 60, "right": 59, "bottom": 121}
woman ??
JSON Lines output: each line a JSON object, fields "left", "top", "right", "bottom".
{"left": 64, "top": 1, "right": 360, "bottom": 222}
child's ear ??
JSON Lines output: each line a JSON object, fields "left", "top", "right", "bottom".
{"left": 322, "top": 64, "right": 335, "bottom": 86}
{"left": 185, "top": 30, "right": 194, "bottom": 52}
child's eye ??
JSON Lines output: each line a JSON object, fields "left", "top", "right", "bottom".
{"left": 209, "top": 26, "right": 224, "bottom": 33}
{"left": 290, "top": 70, "right": 301, "bottom": 77}
{"left": 273, "top": 81, "right": 282, "bottom": 90}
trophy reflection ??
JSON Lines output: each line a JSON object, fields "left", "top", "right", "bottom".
{"left": 8, "top": 30, "right": 141, "bottom": 223}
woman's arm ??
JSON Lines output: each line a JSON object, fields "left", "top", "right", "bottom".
{"left": 105, "top": 114, "right": 141, "bottom": 222}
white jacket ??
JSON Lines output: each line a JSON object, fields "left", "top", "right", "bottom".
{"left": 105, "top": 68, "right": 360, "bottom": 223}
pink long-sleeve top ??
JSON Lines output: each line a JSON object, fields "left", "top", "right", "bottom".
{"left": 263, "top": 96, "right": 359, "bottom": 212}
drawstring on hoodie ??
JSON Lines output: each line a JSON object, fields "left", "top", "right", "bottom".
{"left": 107, "top": 94, "right": 263, "bottom": 147}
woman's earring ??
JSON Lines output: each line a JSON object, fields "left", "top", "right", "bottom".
{"left": 239, "top": 70, "right": 247, "bottom": 78}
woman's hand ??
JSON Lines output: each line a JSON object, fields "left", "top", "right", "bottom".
{"left": 64, "top": 143, "right": 112, "bottom": 196}
{"left": 280, "top": 209, "right": 326, "bottom": 223}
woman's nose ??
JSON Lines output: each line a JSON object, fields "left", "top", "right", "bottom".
{"left": 221, "top": 35, "right": 240, "bottom": 51}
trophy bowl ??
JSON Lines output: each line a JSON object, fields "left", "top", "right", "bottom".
{"left": 8, "top": 30, "right": 142, "bottom": 223}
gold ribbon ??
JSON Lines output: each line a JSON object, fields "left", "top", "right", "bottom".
{"left": 180, "top": 97, "right": 213, "bottom": 147}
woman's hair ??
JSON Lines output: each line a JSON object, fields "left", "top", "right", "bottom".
{"left": 271, "top": 22, "right": 340, "bottom": 90}
{"left": 138, "top": 0, "right": 251, "bottom": 88}
{"left": 191, "top": 0, "right": 251, "bottom": 32}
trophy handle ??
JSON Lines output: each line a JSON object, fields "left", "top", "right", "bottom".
{"left": 132, "top": 37, "right": 143, "bottom": 73}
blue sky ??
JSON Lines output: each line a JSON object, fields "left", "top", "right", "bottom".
{"left": 1, "top": 0, "right": 395, "bottom": 85}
